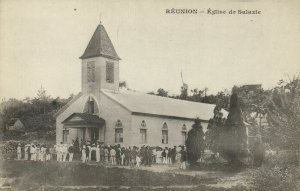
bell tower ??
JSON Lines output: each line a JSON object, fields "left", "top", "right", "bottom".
{"left": 80, "top": 23, "right": 121, "bottom": 95}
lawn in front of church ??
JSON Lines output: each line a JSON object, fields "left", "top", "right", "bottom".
{"left": 0, "top": 160, "right": 250, "bottom": 191}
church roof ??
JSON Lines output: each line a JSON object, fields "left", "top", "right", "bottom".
{"left": 62, "top": 113, "right": 105, "bottom": 125}
{"left": 54, "top": 92, "right": 82, "bottom": 118}
{"left": 102, "top": 89, "right": 228, "bottom": 121}
{"left": 80, "top": 24, "right": 121, "bottom": 60}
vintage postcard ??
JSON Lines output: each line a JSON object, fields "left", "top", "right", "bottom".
{"left": 0, "top": 0, "right": 299, "bottom": 190}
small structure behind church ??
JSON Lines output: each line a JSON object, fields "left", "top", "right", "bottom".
{"left": 7, "top": 118, "right": 25, "bottom": 132}
{"left": 55, "top": 23, "right": 228, "bottom": 147}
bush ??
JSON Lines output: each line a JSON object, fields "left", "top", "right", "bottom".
{"left": 265, "top": 150, "right": 298, "bottom": 167}
{"left": 185, "top": 118, "right": 205, "bottom": 165}
{"left": 0, "top": 140, "right": 24, "bottom": 160}
{"left": 251, "top": 165, "right": 299, "bottom": 191}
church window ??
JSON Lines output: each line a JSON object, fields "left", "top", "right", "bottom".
{"left": 181, "top": 124, "right": 187, "bottom": 145}
{"left": 83, "top": 97, "right": 99, "bottom": 114}
{"left": 141, "top": 120, "right": 146, "bottom": 128}
{"left": 115, "top": 119, "right": 123, "bottom": 143}
{"left": 106, "top": 62, "right": 114, "bottom": 83}
{"left": 140, "top": 120, "right": 147, "bottom": 144}
{"left": 87, "top": 61, "right": 95, "bottom": 82}
{"left": 115, "top": 119, "right": 123, "bottom": 128}
{"left": 162, "top": 122, "right": 168, "bottom": 144}
{"left": 63, "top": 129, "right": 69, "bottom": 143}
{"left": 88, "top": 99, "right": 94, "bottom": 114}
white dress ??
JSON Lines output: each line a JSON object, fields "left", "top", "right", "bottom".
{"left": 156, "top": 150, "right": 162, "bottom": 164}
{"left": 31, "top": 147, "right": 36, "bottom": 161}
{"left": 96, "top": 147, "right": 100, "bottom": 162}
{"left": 82, "top": 148, "right": 86, "bottom": 162}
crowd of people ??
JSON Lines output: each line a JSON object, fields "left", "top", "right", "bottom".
{"left": 16, "top": 142, "right": 54, "bottom": 162}
{"left": 15, "top": 138, "right": 188, "bottom": 169}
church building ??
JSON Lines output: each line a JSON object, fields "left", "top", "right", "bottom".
{"left": 55, "top": 23, "right": 227, "bottom": 147}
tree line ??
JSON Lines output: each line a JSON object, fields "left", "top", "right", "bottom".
{"left": 184, "top": 75, "right": 300, "bottom": 167}
{"left": 0, "top": 87, "right": 72, "bottom": 134}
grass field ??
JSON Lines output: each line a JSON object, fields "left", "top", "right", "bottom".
{"left": 0, "top": 160, "right": 251, "bottom": 191}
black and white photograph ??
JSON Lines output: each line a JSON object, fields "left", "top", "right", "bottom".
{"left": 0, "top": 0, "right": 300, "bottom": 190}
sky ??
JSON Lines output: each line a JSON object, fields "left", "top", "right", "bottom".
{"left": 0, "top": 0, "right": 300, "bottom": 100}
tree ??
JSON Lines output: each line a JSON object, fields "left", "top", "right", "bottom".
{"left": 119, "top": 81, "right": 128, "bottom": 89}
{"left": 218, "top": 89, "right": 248, "bottom": 165}
{"left": 185, "top": 118, "right": 205, "bottom": 166}
{"left": 180, "top": 84, "right": 188, "bottom": 100}
{"left": 265, "top": 75, "right": 300, "bottom": 150}
{"left": 0, "top": 99, "right": 29, "bottom": 133}
{"left": 157, "top": 88, "right": 168, "bottom": 97}
{"left": 32, "top": 86, "right": 51, "bottom": 114}
{"left": 206, "top": 105, "right": 226, "bottom": 152}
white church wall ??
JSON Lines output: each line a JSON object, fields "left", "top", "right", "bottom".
{"left": 130, "top": 115, "right": 186, "bottom": 147}
{"left": 99, "top": 92, "right": 132, "bottom": 146}
{"left": 130, "top": 115, "right": 209, "bottom": 147}
{"left": 82, "top": 57, "right": 119, "bottom": 94}
{"left": 56, "top": 95, "right": 86, "bottom": 144}
{"left": 56, "top": 91, "right": 211, "bottom": 146}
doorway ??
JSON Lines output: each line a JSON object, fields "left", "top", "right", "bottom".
{"left": 90, "top": 128, "right": 99, "bottom": 143}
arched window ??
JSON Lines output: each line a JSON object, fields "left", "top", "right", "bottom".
{"left": 140, "top": 120, "right": 147, "bottom": 144}
{"left": 115, "top": 119, "right": 123, "bottom": 143}
{"left": 141, "top": 120, "right": 146, "bottom": 128}
{"left": 83, "top": 96, "right": 99, "bottom": 114}
{"left": 162, "top": 122, "right": 168, "bottom": 144}
{"left": 181, "top": 124, "right": 187, "bottom": 145}
{"left": 115, "top": 119, "right": 123, "bottom": 128}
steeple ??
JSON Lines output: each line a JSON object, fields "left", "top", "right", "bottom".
{"left": 80, "top": 24, "right": 121, "bottom": 60}
{"left": 81, "top": 23, "right": 120, "bottom": 94}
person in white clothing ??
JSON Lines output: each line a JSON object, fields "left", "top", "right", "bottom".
{"left": 36, "top": 145, "right": 40, "bottom": 161}
{"left": 136, "top": 155, "right": 141, "bottom": 167}
{"left": 156, "top": 149, "right": 162, "bottom": 164}
{"left": 55, "top": 143, "right": 61, "bottom": 161}
{"left": 110, "top": 148, "right": 116, "bottom": 165}
{"left": 81, "top": 145, "right": 86, "bottom": 163}
{"left": 121, "top": 150, "right": 125, "bottom": 165}
{"left": 62, "top": 144, "right": 68, "bottom": 162}
{"left": 40, "top": 145, "right": 45, "bottom": 161}
{"left": 24, "top": 144, "right": 30, "bottom": 160}
{"left": 68, "top": 144, "right": 74, "bottom": 162}
{"left": 104, "top": 147, "right": 109, "bottom": 163}
{"left": 46, "top": 146, "right": 51, "bottom": 161}
{"left": 165, "top": 148, "right": 169, "bottom": 164}
{"left": 17, "top": 143, "right": 22, "bottom": 160}
{"left": 30, "top": 144, "right": 36, "bottom": 161}
{"left": 96, "top": 144, "right": 100, "bottom": 162}
{"left": 54, "top": 144, "right": 58, "bottom": 161}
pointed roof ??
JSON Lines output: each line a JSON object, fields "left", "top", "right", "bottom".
{"left": 80, "top": 24, "right": 121, "bottom": 60}
{"left": 62, "top": 113, "right": 105, "bottom": 127}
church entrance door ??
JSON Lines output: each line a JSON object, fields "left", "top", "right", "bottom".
{"left": 90, "top": 127, "right": 99, "bottom": 143}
